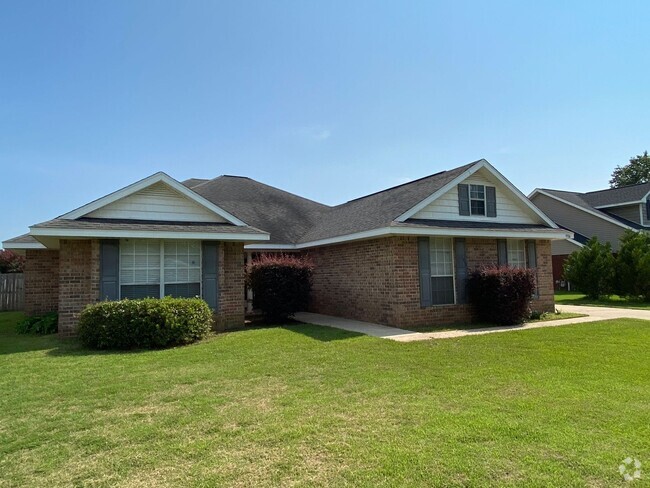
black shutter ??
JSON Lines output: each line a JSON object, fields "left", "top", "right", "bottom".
{"left": 526, "top": 240, "right": 539, "bottom": 298}
{"left": 99, "top": 240, "right": 119, "bottom": 301}
{"left": 646, "top": 199, "right": 650, "bottom": 222}
{"left": 497, "top": 239, "right": 508, "bottom": 266}
{"left": 486, "top": 186, "right": 497, "bottom": 217}
{"left": 202, "top": 241, "right": 219, "bottom": 310}
{"left": 454, "top": 238, "right": 468, "bottom": 303}
{"left": 458, "top": 184, "right": 470, "bottom": 216}
{"left": 418, "top": 237, "right": 432, "bottom": 307}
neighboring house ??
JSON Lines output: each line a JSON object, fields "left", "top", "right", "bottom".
{"left": 529, "top": 182, "right": 650, "bottom": 285}
{"left": 3, "top": 159, "right": 570, "bottom": 336}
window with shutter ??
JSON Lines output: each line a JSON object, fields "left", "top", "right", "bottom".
{"left": 429, "top": 237, "right": 455, "bottom": 305}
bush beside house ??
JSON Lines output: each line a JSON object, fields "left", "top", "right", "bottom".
{"left": 0, "top": 250, "right": 25, "bottom": 273}
{"left": 78, "top": 297, "right": 213, "bottom": 350}
{"left": 564, "top": 231, "right": 650, "bottom": 300}
{"left": 246, "top": 254, "right": 314, "bottom": 322}
{"left": 467, "top": 266, "right": 537, "bottom": 325}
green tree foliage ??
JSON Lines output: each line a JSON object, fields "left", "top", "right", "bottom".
{"left": 563, "top": 237, "right": 615, "bottom": 299}
{"left": 615, "top": 230, "right": 650, "bottom": 301}
{"left": 610, "top": 151, "right": 650, "bottom": 188}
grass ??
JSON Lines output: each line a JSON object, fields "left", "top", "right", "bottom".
{"left": 556, "top": 290, "right": 650, "bottom": 310}
{"left": 1, "top": 312, "right": 650, "bottom": 487}
{"left": 408, "top": 310, "right": 587, "bottom": 333}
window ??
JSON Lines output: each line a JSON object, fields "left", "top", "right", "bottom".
{"left": 430, "top": 237, "right": 455, "bottom": 305}
{"left": 507, "top": 240, "right": 527, "bottom": 268}
{"left": 469, "top": 184, "right": 486, "bottom": 216}
{"left": 120, "top": 239, "right": 201, "bottom": 299}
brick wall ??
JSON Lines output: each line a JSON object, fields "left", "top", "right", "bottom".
{"left": 24, "top": 249, "right": 60, "bottom": 315}
{"left": 58, "top": 239, "right": 100, "bottom": 337}
{"left": 308, "top": 236, "right": 555, "bottom": 329}
{"left": 215, "top": 242, "right": 246, "bottom": 330}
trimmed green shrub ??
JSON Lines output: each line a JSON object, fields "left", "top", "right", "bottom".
{"left": 615, "top": 230, "right": 650, "bottom": 301}
{"left": 246, "top": 254, "right": 314, "bottom": 322}
{"left": 16, "top": 312, "right": 58, "bottom": 335}
{"left": 467, "top": 266, "right": 537, "bottom": 325}
{"left": 77, "top": 297, "right": 213, "bottom": 350}
{"left": 563, "top": 237, "right": 615, "bottom": 299}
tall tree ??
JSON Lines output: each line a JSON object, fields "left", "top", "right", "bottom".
{"left": 610, "top": 151, "right": 650, "bottom": 188}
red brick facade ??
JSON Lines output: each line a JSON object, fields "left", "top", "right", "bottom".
{"left": 24, "top": 249, "right": 60, "bottom": 316}
{"left": 215, "top": 242, "right": 246, "bottom": 330}
{"left": 308, "top": 236, "right": 555, "bottom": 329}
{"left": 58, "top": 239, "right": 101, "bottom": 337}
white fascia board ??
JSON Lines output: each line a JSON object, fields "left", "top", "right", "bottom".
{"left": 29, "top": 227, "right": 270, "bottom": 242}
{"left": 593, "top": 201, "right": 642, "bottom": 209}
{"left": 567, "top": 238, "right": 585, "bottom": 248}
{"left": 60, "top": 172, "right": 248, "bottom": 226}
{"left": 1, "top": 241, "right": 47, "bottom": 250}
{"left": 244, "top": 226, "right": 572, "bottom": 250}
{"left": 530, "top": 189, "right": 635, "bottom": 230}
{"left": 396, "top": 160, "right": 558, "bottom": 228}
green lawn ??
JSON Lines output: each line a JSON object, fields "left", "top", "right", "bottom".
{"left": 556, "top": 290, "right": 650, "bottom": 310}
{"left": 1, "top": 312, "right": 649, "bottom": 487}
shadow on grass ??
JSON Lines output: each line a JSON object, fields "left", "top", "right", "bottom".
{"left": 280, "top": 323, "right": 365, "bottom": 342}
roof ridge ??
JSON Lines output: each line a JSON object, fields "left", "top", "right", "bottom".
{"left": 585, "top": 181, "right": 650, "bottom": 195}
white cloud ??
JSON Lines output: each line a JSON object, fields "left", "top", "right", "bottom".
{"left": 286, "top": 126, "right": 331, "bottom": 141}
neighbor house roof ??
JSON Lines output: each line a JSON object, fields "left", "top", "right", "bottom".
{"left": 581, "top": 182, "right": 650, "bottom": 208}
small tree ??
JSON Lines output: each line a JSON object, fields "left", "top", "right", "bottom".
{"left": 563, "top": 237, "right": 615, "bottom": 299}
{"left": 615, "top": 230, "right": 650, "bottom": 301}
{"left": 0, "top": 250, "right": 25, "bottom": 273}
{"left": 610, "top": 151, "right": 650, "bottom": 188}
{"left": 246, "top": 254, "right": 314, "bottom": 322}
{"left": 467, "top": 266, "right": 537, "bottom": 325}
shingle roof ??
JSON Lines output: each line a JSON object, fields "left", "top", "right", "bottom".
{"left": 31, "top": 218, "right": 268, "bottom": 235}
{"left": 295, "top": 161, "right": 480, "bottom": 242}
{"left": 188, "top": 175, "right": 331, "bottom": 244}
{"left": 2, "top": 234, "right": 41, "bottom": 244}
{"left": 582, "top": 182, "right": 650, "bottom": 207}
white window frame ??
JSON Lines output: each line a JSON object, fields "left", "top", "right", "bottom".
{"left": 507, "top": 239, "right": 527, "bottom": 269}
{"left": 119, "top": 239, "right": 202, "bottom": 299}
{"left": 429, "top": 237, "right": 456, "bottom": 305}
{"left": 469, "top": 184, "right": 486, "bottom": 216}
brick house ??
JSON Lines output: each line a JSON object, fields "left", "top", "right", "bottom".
{"left": 3, "top": 159, "right": 571, "bottom": 335}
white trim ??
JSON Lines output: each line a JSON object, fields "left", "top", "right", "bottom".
{"left": 593, "top": 200, "right": 643, "bottom": 209}
{"left": 60, "top": 172, "right": 248, "bottom": 226}
{"left": 244, "top": 225, "right": 572, "bottom": 250}
{"left": 1, "top": 241, "right": 47, "bottom": 250}
{"left": 528, "top": 189, "right": 635, "bottom": 231}
{"left": 396, "top": 160, "right": 559, "bottom": 228}
{"left": 29, "top": 226, "right": 270, "bottom": 242}
{"left": 566, "top": 238, "right": 585, "bottom": 248}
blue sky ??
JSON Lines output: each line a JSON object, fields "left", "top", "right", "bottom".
{"left": 1, "top": 1, "right": 649, "bottom": 242}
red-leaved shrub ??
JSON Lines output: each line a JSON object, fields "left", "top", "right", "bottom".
{"left": 0, "top": 250, "right": 25, "bottom": 273}
{"left": 467, "top": 266, "right": 537, "bottom": 325}
{"left": 246, "top": 254, "right": 314, "bottom": 322}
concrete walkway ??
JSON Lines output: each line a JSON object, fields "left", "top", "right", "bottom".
{"left": 295, "top": 305, "right": 650, "bottom": 343}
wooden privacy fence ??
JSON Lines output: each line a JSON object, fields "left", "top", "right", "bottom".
{"left": 0, "top": 273, "right": 24, "bottom": 311}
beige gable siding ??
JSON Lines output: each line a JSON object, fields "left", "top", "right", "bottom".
{"left": 552, "top": 239, "right": 582, "bottom": 256}
{"left": 86, "top": 182, "right": 227, "bottom": 222}
{"left": 530, "top": 193, "right": 627, "bottom": 252}
{"left": 412, "top": 168, "right": 541, "bottom": 224}
{"left": 606, "top": 204, "right": 642, "bottom": 225}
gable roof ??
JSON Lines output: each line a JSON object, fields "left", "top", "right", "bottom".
{"left": 61, "top": 172, "right": 248, "bottom": 226}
